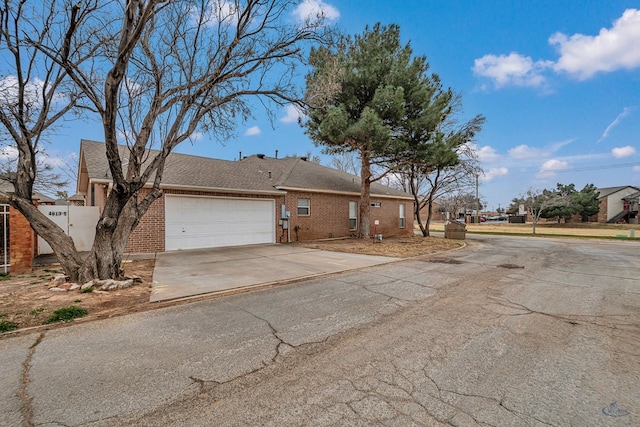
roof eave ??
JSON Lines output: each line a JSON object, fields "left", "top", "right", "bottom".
{"left": 275, "top": 185, "right": 413, "bottom": 200}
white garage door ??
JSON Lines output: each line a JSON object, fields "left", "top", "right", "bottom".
{"left": 165, "top": 195, "right": 275, "bottom": 251}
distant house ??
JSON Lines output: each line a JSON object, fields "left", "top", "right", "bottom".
{"left": 76, "top": 140, "right": 413, "bottom": 253}
{"left": 597, "top": 186, "right": 640, "bottom": 224}
{"left": 0, "top": 179, "right": 56, "bottom": 205}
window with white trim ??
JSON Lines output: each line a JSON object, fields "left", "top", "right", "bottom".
{"left": 297, "top": 198, "right": 310, "bottom": 216}
{"left": 399, "top": 203, "right": 406, "bottom": 228}
{"left": 371, "top": 202, "right": 381, "bottom": 207}
{"left": 349, "top": 201, "right": 358, "bottom": 230}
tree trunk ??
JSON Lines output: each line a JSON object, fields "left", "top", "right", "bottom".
{"left": 414, "top": 197, "right": 426, "bottom": 237}
{"left": 77, "top": 192, "right": 145, "bottom": 283}
{"left": 358, "top": 149, "right": 372, "bottom": 239}
{"left": 424, "top": 194, "right": 434, "bottom": 238}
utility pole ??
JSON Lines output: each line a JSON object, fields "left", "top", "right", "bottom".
{"left": 475, "top": 174, "right": 479, "bottom": 224}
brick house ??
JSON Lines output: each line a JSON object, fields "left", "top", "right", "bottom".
{"left": 0, "top": 179, "right": 57, "bottom": 273}
{"left": 596, "top": 186, "right": 640, "bottom": 224}
{"left": 77, "top": 140, "right": 413, "bottom": 253}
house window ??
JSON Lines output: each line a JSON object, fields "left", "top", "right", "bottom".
{"left": 399, "top": 203, "right": 406, "bottom": 228}
{"left": 297, "top": 198, "right": 310, "bottom": 216}
{"left": 371, "top": 202, "right": 381, "bottom": 208}
{"left": 349, "top": 201, "right": 358, "bottom": 230}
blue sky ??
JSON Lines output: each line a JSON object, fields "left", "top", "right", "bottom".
{"left": 45, "top": 1, "right": 640, "bottom": 210}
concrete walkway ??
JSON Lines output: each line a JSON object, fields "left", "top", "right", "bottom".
{"left": 150, "top": 244, "right": 400, "bottom": 302}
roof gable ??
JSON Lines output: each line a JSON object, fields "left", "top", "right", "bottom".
{"left": 597, "top": 186, "right": 640, "bottom": 199}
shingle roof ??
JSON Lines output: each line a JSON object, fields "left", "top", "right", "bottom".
{"left": 0, "top": 179, "right": 56, "bottom": 203}
{"left": 597, "top": 186, "right": 640, "bottom": 199}
{"left": 79, "top": 140, "right": 412, "bottom": 199}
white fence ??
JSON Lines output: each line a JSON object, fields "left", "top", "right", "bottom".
{"left": 0, "top": 204, "right": 8, "bottom": 274}
{"left": 37, "top": 206, "right": 100, "bottom": 254}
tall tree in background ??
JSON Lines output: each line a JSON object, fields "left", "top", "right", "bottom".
{"left": 305, "top": 23, "right": 426, "bottom": 238}
{"left": 541, "top": 183, "right": 578, "bottom": 223}
{"left": 2, "top": 0, "right": 331, "bottom": 281}
{"left": 574, "top": 183, "right": 600, "bottom": 221}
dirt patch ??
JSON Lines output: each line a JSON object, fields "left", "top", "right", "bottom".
{"left": 1, "top": 235, "right": 462, "bottom": 336}
{"left": 0, "top": 259, "right": 154, "bottom": 335}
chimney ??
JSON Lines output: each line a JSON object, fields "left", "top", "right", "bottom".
{"left": 275, "top": 150, "right": 279, "bottom": 159}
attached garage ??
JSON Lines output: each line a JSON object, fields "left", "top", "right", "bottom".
{"left": 165, "top": 195, "right": 276, "bottom": 251}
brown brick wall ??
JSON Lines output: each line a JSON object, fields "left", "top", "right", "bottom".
{"left": 597, "top": 198, "right": 608, "bottom": 223}
{"left": 120, "top": 188, "right": 411, "bottom": 253}
{"left": 125, "top": 189, "right": 285, "bottom": 253}
{"left": 124, "top": 189, "right": 165, "bottom": 253}
{"left": 283, "top": 191, "right": 412, "bottom": 241}
{"left": 9, "top": 207, "right": 35, "bottom": 273}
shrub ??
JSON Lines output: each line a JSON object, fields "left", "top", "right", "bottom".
{"left": 44, "top": 306, "right": 88, "bottom": 324}
{"left": 0, "top": 320, "right": 18, "bottom": 333}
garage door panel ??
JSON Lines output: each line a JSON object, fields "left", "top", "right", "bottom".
{"left": 165, "top": 196, "right": 275, "bottom": 250}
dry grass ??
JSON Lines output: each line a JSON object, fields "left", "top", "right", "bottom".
{"left": 295, "top": 234, "right": 463, "bottom": 258}
{"left": 429, "top": 222, "right": 640, "bottom": 238}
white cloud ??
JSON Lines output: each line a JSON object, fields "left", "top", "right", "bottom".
{"left": 245, "top": 126, "right": 261, "bottom": 136}
{"left": 598, "top": 107, "right": 633, "bottom": 142}
{"left": 536, "top": 159, "right": 569, "bottom": 178}
{"left": 191, "top": 1, "right": 238, "bottom": 26}
{"left": 292, "top": 0, "right": 339, "bottom": 25}
{"left": 0, "top": 145, "right": 19, "bottom": 160}
{"left": 472, "top": 53, "right": 552, "bottom": 88}
{"left": 0, "top": 75, "right": 66, "bottom": 107}
{"left": 633, "top": 165, "right": 640, "bottom": 173}
{"left": 550, "top": 9, "right": 640, "bottom": 80}
{"left": 280, "top": 104, "right": 302, "bottom": 124}
{"left": 189, "top": 131, "right": 205, "bottom": 142}
{"left": 611, "top": 145, "right": 636, "bottom": 158}
{"left": 482, "top": 167, "right": 509, "bottom": 181}
{"left": 476, "top": 145, "right": 500, "bottom": 162}
{"left": 508, "top": 144, "right": 548, "bottom": 159}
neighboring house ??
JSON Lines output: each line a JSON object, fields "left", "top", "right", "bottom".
{"left": 597, "top": 186, "right": 640, "bottom": 224}
{"left": 76, "top": 140, "right": 413, "bottom": 253}
{"left": 0, "top": 179, "right": 56, "bottom": 205}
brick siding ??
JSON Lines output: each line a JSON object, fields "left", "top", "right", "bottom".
{"left": 9, "top": 207, "right": 35, "bottom": 273}
{"left": 125, "top": 189, "right": 285, "bottom": 253}
{"left": 283, "top": 191, "right": 412, "bottom": 242}
{"left": 597, "top": 198, "right": 608, "bottom": 223}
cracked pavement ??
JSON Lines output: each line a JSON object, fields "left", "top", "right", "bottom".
{"left": 1, "top": 235, "right": 638, "bottom": 426}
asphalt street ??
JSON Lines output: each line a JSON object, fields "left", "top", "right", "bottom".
{"left": 1, "top": 235, "right": 638, "bottom": 426}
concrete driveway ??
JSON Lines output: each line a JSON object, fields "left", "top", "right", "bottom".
{"left": 150, "top": 244, "right": 400, "bottom": 302}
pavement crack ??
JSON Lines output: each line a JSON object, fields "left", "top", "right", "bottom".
{"left": 20, "top": 332, "right": 45, "bottom": 427}
{"left": 487, "top": 296, "right": 635, "bottom": 330}
{"left": 231, "top": 305, "right": 291, "bottom": 361}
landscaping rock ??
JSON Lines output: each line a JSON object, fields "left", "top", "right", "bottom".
{"left": 51, "top": 275, "right": 70, "bottom": 286}
{"left": 81, "top": 281, "right": 95, "bottom": 291}
{"left": 99, "top": 279, "right": 134, "bottom": 291}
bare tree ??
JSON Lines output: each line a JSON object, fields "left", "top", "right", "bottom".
{"left": 4, "top": 0, "right": 332, "bottom": 281}
{"left": 522, "top": 187, "right": 571, "bottom": 234}
{"left": 401, "top": 139, "right": 483, "bottom": 237}
{"left": 329, "top": 152, "right": 359, "bottom": 176}
{"left": 0, "top": 0, "right": 104, "bottom": 274}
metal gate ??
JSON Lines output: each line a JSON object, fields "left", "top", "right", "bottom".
{"left": 0, "top": 204, "right": 9, "bottom": 274}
